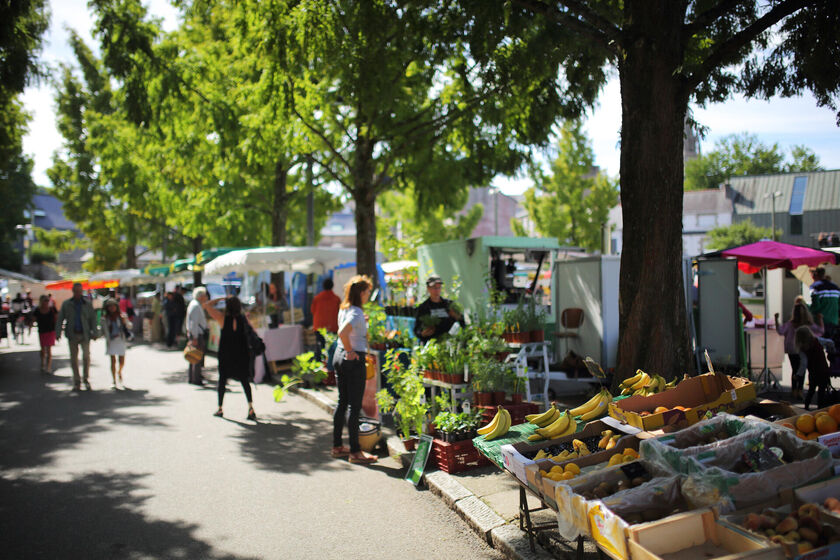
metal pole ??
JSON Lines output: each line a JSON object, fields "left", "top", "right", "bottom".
{"left": 771, "top": 197, "right": 776, "bottom": 241}
{"left": 494, "top": 189, "right": 499, "bottom": 236}
{"left": 763, "top": 267, "right": 768, "bottom": 382}
{"left": 306, "top": 156, "right": 314, "bottom": 246}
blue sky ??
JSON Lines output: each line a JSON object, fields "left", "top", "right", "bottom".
{"left": 22, "top": 0, "right": 840, "bottom": 196}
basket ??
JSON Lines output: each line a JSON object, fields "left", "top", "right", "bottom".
{"left": 358, "top": 417, "right": 381, "bottom": 453}
{"left": 183, "top": 344, "right": 203, "bottom": 364}
{"left": 431, "top": 438, "right": 491, "bottom": 474}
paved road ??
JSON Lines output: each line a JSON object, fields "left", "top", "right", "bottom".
{"left": 0, "top": 335, "right": 503, "bottom": 559}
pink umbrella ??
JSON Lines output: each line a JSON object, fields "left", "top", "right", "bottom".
{"left": 719, "top": 240, "right": 837, "bottom": 392}
{"left": 721, "top": 240, "right": 837, "bottom": 274}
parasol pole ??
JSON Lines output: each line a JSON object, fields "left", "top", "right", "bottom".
{"left": 763, "top": 266, "right": 768, "bottom": 384}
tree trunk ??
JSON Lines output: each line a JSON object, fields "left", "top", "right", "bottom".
{"left": 615, "top": 1, "right": 691, "bottom": 385}
{"left": 352, "top": 136, "right": 378, "bottom": 283}
{"left": 270, "top": 158, "right": 290, "bottom": 301}
{"left": 192, "top": 235, "right": 203, "bottom": 286}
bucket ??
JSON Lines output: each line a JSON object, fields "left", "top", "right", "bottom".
{"left": 357, "top": 417, "right": 381, "bottom": 453}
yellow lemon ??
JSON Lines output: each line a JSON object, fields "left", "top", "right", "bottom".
{"left": 561, "top": 471, "right": 576, "bottom": 480}
{"left": 564, "top": 463, "right": 581, "bottom": 475}
{"left": 550, "top": 465, "right": 564, "bottom": 473}
{"left": 608, "top": 454, "right": 623, "bottom": 467}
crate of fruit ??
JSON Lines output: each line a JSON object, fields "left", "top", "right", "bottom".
{"left": 775, "top": 404, "right": 840, "bottom": 457}
{"left": 431, "top": 438, "right": 491, "bottom": 474}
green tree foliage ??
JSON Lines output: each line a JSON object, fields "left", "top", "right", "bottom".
{"left": 245, "top": 0, "right": 544, "bottom": 280}
{"left": 469, "top": 0, "right": 840, "bottom": 381}
{"left": 516, "top": 122, "right": 618, "bottom": 251}
{"left": 376, "top": 190, "right": 484, "bottom": 260}
{"left": 0, "top": 0, "right": 49, "bottom": 270}
{"left": 705, "top": 220, "right": 779, "bottom": 252}
{"left": 685, "top": 133, "right": 823, "bottom": 190}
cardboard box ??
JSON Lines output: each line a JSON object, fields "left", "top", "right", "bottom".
{"left": 735, "top": 398, "right": 798, "bottom": 422}
{"left": 527, "top": 435, "right": 642, "bottom": 503}
{"left": 609, "top": 373, "right": 755, "bottom": 432}
{"left": 627, "top": 509, "right": 783, "bottom": 560}
{"left": 553, "top": 459, "right": 675, "bottom": 542}
{"left": 500, "top": 419, "right": 636, "bottom": 484}
{"left": 795, "top": 476, "right": 840, "bottom": 522}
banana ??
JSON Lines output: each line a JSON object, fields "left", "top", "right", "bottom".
{"left": 527, "top": 433, "right": 545, "bottom": 441}
{"left": 477, "top": 406, "right": 503, "bottom": 435}
{"left": 606, "top": 434, "right": 620, "bottom": 449}
{"left": 621, "top": 370, "right": 644, "bottom": 388}
{"left": 534, "top": 449, "right": 547, "bottom": 460}
{"left": 484, "top": 408, "right": 511, "bottom": 441}
{"left": 535, "top": 407, "right": 561, "bottom": 428}
{"left": 598, "top": 430, "right": 614, "bottom": 449}
{"left": 665, "top": 378, "right": 677, "bottom": 388}
{"left": 537, "top": 410, "right": 571, "bottom": 439}
{"left": 529, "top": 406, "right": 559, "bottom": 427}
{"left": 579, "top": 398, "right": 610, "bottom": 421}
{"left": 620, "top": 387, "right": 633, "bottom": 396}
{"left": 569, "top": 389, "right": 609, "bottom": 417}
{"left": 557, "top": 415, "right": 578, "bottom": 437}
{"left": 525, "top": 413, "right": 541, "bottom": 422}
{"left": 630, "top": 372, "right": 651, "bottom": 391}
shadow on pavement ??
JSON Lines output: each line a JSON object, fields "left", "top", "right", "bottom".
{"left": 0, "top": 349, "right": 172, "bottom": 471}
{"left": 227, "top": 407, "right": 357, "bottom": 476}
{"left": 0, "top": 472, "right": 259, "bottom": 560}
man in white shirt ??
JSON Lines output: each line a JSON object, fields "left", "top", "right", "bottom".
{"left": 186, "top": 286, "right": 209, "bottom": 385}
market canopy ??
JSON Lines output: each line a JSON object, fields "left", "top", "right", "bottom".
{"left": 381, "top": 260, "right": 418, "bottom": 274}
{"left": 0, "top": 268, "right": 40, "bottom": 283}
{"left": 203, "top": 246, "right": 357, "bottom": 276}
{"left": 88, "top": 269, "right": 143, "bottom": 283}
{"left": 720, "top": 240, "right": 838, "bottom": 274}
{"left": 44, "top": 278, "right": 119, "bottom": 290}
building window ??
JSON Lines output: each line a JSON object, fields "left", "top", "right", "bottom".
{"left": 789, "top": 176, "right": 807, "bottom": 215}
{"left": 790, "top": 214, "right": 803, "bottom": 235}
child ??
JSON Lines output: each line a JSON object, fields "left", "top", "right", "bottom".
{"left": 795, "top": 325, "right": 835, "bottom": 410}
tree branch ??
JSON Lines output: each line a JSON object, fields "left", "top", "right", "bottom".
{"left": 684, "top": 0, "right": 812, "bottom": 92}
{"left": 683, "top": 0, "right": 745, "bottom": 36}
{"left": 287, "top": 93, "right": 354, "bottom": 174}
{"left": 513, "top": 0, "right": 620, "bottom": 54}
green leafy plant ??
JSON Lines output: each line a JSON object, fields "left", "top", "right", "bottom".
{"left": 364, "top": 302, "right": 388, "bottom": 345}
{"left": 317, "top": 327, "right": 337, "bottom": 349}
{"left": 291, "top": 351, "right": 328, "bottom": 386}
{"left": 273, "top": 374, "right": 302, "bottom": 402}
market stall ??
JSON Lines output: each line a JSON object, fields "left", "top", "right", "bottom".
{"left": 457, "top": 362, "right": 840, "bottom": 560}
{"left": 252, "top": 324, "right": 305, "bottom": 383}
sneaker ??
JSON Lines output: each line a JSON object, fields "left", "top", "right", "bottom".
{"left": 83, "top": 381, "right": 91, "bottom": 391}
{"left": 72, "top": 385, "right": 81, "bottom": 392}
{"left": 111, "top": 384, "right": 118, "bottom": 391}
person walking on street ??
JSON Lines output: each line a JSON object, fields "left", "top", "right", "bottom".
{"left": 167, "top": 287, "right": 187, "bottom": 348}
{"left": 332, "top": 275, "right": 377, "bottom": 464}
{"left": 101, "top": 298, "right": 132, "bottom": 389}
{"left": 33, "top": 294, "right": 57, "bottom": 373}
{"left": 186, "top": 286, "right": 209, "bottom": 385}
{"left": 810, "top": 266, "right": 840, "bottom": 337}
{"left": 311, "top": 277, "right": 340, "bottom": 360}
{"left": 202, "top": 296, "right": 256, "bottom": 420}
{"left": 775, "top": 299, "right": 823, "bottom": 401}
{"left": 796, "top": 325, "right": 834, "bottom": 410}
{"left": 56, "top": 282, "right": 99, "bottom": 391}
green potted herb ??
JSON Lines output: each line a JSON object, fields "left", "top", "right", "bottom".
{"left": 291, "top": 351, "right": 328, "bottom": 388}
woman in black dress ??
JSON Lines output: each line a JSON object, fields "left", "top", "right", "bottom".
{"left": 203, "top": 296, "right": 256, "bottom": 420}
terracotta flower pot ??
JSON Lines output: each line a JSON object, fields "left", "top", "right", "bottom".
{"left": 511, "top": 393, "right": 524, "bottom": 404}
{"left": 449, "top": 373, "right": 465, "bottom": 385}
{"left": 502, "top": 332, "right": 516, "bottom": 343}
{"left": 493, "top": 391, "right": 506, "bottom": 405}
{"left": 402, "top": 437, "right": 418, "bottom": 451}
{"left": 530, "top": 330, "right": 544, "bottom": 342}
{"left": 474, "top": 391, "right": 493, "bottom": 406}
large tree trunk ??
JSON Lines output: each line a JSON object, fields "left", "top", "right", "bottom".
{"left": 270, "top": 158, "right": 290, "bottom": 297}
{"left": 353, "top": 137, "right": 378, "bottom": 283}
{"left": 615, "top": 2, "right": 691, "bottom": 385}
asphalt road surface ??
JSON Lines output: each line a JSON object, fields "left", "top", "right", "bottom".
{"left": 0, "top": 334, "right": 503, "bottom": 559}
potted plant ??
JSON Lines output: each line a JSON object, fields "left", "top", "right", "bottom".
{"left": 509, "top": 368, "right": 527, "bottom": 404}
{"left": 524, "top": 297, "right": 546, "bottom": 342}
{"left": 364, "top": 302, "right": 388, "bottom": 350}
{"left": 291, "top": 351, "right": 328, "bottom": 388}
{"left": 469, "top": 356, "right": 494, "bottom": 406}
{"left": 381, "top": 349, "right": 428, "bottom": 450}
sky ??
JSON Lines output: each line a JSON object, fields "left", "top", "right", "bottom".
{"left": 22, "top": 0, "right": 840, "bottom": 197}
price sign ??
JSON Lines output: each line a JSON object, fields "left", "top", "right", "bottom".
{"left": 405, "top": 434, "right": 434, "bottom": 486}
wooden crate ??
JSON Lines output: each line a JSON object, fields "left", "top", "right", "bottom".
{"left": 431, "top": 438, "right": 491, "bottom": 474}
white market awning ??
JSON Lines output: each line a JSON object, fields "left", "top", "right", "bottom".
{"left": 381, "top": 260, "right": 418, "bottom": 274}
{"left": 203, "top": 246, "right": 357, "bottom": 276}
{"left": 88, "top": 269, "right": 143, "bottom": 283}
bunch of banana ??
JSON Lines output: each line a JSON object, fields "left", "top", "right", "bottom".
{"left": 535, "top": 409, "right": 576, "bottom": 439}
{"left": 571, "top": 438, "right": 591, "bottom": 456}
{"left": 619, "top": 370, "right": 676, "bottom": 396}
{"left": 569, "top": 389, "right": 612, "bottom": 421}
{"left": 527, "top": 406, "right": 561, "bottom": 428}
{"left": 551, "top": 448, "right": 580, "bottom": 461}
{"left": 478, "top": 406, "right": 512, "bottom": 441}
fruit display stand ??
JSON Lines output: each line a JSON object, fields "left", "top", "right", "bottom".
{"left": 774, "top": 405, "right": 840, "bottom": 460}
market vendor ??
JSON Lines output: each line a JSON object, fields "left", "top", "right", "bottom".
{"left": 414, "top": 274, "right": 464, "bottom": 344}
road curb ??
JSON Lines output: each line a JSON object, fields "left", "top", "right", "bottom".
{"left": 288, "top": 382, "right": 553, "bottom": 559}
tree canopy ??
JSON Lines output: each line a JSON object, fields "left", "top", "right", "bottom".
{"left": 685, "top": 133, "right": 823, "bottom": 191}
{"left": 514, "top": 121, "right": 618, "bottom": 251}
{"left": 705, "top": 220, "right": 779, "bottom": 252}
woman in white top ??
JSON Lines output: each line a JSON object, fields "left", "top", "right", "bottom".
{"left": 101, "top": 298, "right": 132, "bottom": 389}
{"left": 331, "top": 275, "right": 377, "bottom": 464}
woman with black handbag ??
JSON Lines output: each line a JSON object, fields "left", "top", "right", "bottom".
{"left": 203, "top": 296, "right": 256, "bottom": 420}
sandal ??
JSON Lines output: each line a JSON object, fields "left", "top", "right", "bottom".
{"left": 331, "top": 446, "right": 351, "bottom": 458}
{"left": 247, "top": 409, "right": 257, "bottom": 421}
{"left": 213, "top": 409, "right": 224, "bottom": 417}
{"left": 348, "top": 452, "right": 378, "bottom": 464}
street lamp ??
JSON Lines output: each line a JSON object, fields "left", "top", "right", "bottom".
{"left": 764, "top": 191, "right": 782, "bottom": 241}
{"left": 15, "top": 223, "right": 33, "bottom": 266}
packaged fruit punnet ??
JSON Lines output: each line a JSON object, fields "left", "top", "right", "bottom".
{"left": 639, "top": 413, "right": 773, "bottom": 474}
{"left": 683, "top": 427, "right": 832, "bottom": 509}
{"left": 554, "top": 459, "right": 675, "bottom": 541}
